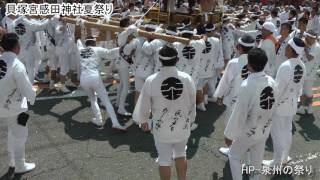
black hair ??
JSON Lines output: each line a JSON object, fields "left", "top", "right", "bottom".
{"left": 159, "top": 44, "right": 178, "bottom": 66}
{"left": 290, "top": 37, "right": 305, "bottom": 56}
{"left": 247, "top": 48, "right": 268, "bottom": 72}
{"left": 289, "top": 9, "right": 297, "bottom": 17}
{"left": 128, "top": 3, "right": 134, "bottom": 8}
{"left": 271, "top": 8, "right": 278, "bottom": 17}
{"left": 239, "top": 34, "right": 255, "bottom": 53}
{"left": 0, "top": 33, "right": 19, "bottom": 51}
{"left": 196, "top": 24, "right": 206, "bottom": 35}
{"left": 298, "top": 17, "right": 308, "bottom": 25}
{"left": 119, "top": 17, "right": 130, "bottom": 28}
{"left": 281, "top": 22, "right": 292, "bottom": 32}
{"left": 85, "top": 36, "right": 96, "bottom": 46}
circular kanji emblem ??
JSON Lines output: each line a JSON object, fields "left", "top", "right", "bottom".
{"left": 80, "top": 48, "right": 94, "bottom": 59}
{"left": 0, "top": 60, "right": 7, "bottom": 80}
{"left": 202, "top": 41, "right": 212, "bottom": 54}
{"left": 260, "top": 86, "right": 275, "bottom": 110}
{"left": 241, "top": 65, "right": 250, "bottom": 80}
{"left": 293, "top": 65, "right": 303, "bottom": 83}
{"left": 15, "top": 23, "right": 26, "bottom": 35}
{"left": 182, "top": 46, "right": 196, "bottom": 60}
{"left": 161, "top": 77, "right": 183, "bottom": 100}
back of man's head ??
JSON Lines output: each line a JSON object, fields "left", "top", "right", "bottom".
{"left": 159, "top": 44, "right": 178, "bottom": 67}
{"left": 247, "top": 48, "right": 268, "bottom": 72}
{"left": 0, "top": 33, "right": 19, "bottom": 52}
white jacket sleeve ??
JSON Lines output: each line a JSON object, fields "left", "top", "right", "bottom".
{"left": 97, "top": 47, "right": 120, "bottom": 60}
{"left": 224, "top": 84, "right": 250, "bottom": 140}
{"left": 214, "top": 61, "right": 235, "bottom": 98}
{"left": 275, "top": 64, "right": 290, "bottom": 101}
{"left": 187, "top": 76, "right": 197, "bottom": 123}
{"left": 142, "top": 40, "right": 156, "bottom": 56}
{"left": 123, "top": 39, "right": 138, "bottom": 56}
{"left": 133, "top": 78, "right": 152, "bottom": 124}
{"left": 27, "top": 18, "right": 51, "bottom": 32}
{"left": 14, "top": 63, "right": 36, "bottom": 105}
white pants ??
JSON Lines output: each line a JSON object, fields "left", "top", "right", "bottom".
{"left": 135, "top": 76, "right": 145, "bottom": 92}
{"left": 47, "top": 46, "right": 59, "bottom": 71}
{"left": 56, "top": 46, "right": 71, "bottom": 76}
{"left": 302, "top": 80, "right": 314, "bottom": 98}
{"left": 80, "top": 75, "right": 121, "bottom": 127}
{"left": 116, "top": 65, "right": 130, "bottom": 112}
{"left": 1, "top": 115, "right": 28, "bottom": 168}
{"left": 207, "top": 71, "right": 220, "bottom": 97}
{"left": 19, "top": 46, "right": 42, "bottom": 83}
{"left": 229, "top": 137, "right": 266, "bottom": 180}
{"left": 271, "top": 114, "right": 293, "bottom": 165}
{"left": 154, "top": 139, "right": 188, "bottom": 166}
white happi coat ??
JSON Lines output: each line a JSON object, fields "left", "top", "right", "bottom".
{"left": 133, "top": 67, "right": 196, "bottom": 143}
{"left": 11, "top": 16, "right": 53, "bottom": 50}
{"left": 275, "top": 35, "right": 290, "bottom": 71}
{"left": 259, "top": 38, "right": 276, "bottom": 76}
{"left": 123, "top": 37, "right": 149, "bottom": 78}
{"left": 199, "top": 37, "right": 224, "bottom": 79}
{"left": 221, "top": 23, "right": 235, "bottom": 59}
{"left": 1, "top": 16, "right": 14, "bottom": 32}
{"left": 224, "top": 72, "right": 277, "bottom": 141}
{"left": 173, "top": 39, "right": 206, "bottom": 84}
{"left": 307, "top": 15, "right": 320, "bottom": 35}
{"left": 77, "top": 40, "right": 120, "bottom": 78}
{"left": 275, "top": 58, "right": 306, "bottom": 116}
{"left": 0, "top": 52, "right": 36, "bottom": 117}
{"left": 302, "top": 41, "right": 320, "bottom": 81}
{"left": 214, "top": 54, "right": 250, "bottom": 108}
{"left": 142, "top": 39, "right": 167, "bottom": 73}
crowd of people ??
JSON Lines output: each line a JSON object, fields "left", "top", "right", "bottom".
{"left": 0, "top": 0, "right": 320, "bottom": 180}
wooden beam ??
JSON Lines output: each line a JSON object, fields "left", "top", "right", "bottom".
{"left": 61, "top": 17, "right": 192, "bottom": 44}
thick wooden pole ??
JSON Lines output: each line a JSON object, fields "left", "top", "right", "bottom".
{"left": 61, "top": 17, "right": 191, "bottom": 44}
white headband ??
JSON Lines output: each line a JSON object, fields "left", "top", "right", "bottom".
{"left": 85, "top": 38, "right": 96, "bottom": 42}
{"left": 205, "top": 26, "right": 215, "bottom": 32}
{"left": 166, "top": 30, "right": 178, "bottom": 36}
{"left": 304, "top": 32, "right": 317, "bottom": 38}
{"left": 238, "top": 38, "right": 255, "bottom": 47}
{"left": 159, "top": 55, "right": 177, "bottom": 60}
{"left": 288, "top": 38, "right": 304, "bottom": 55}
{"left": 180, "top": 30, "right": 194, "bottom": 35}
{"left": 144, "top": 24, "right": 158, "bottom": 30}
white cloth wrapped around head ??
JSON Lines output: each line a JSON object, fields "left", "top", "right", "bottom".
{"left": 288, "top": 38, "right": 304, "bottom": 55}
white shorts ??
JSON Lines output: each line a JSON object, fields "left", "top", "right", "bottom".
{"left": 47, "top": 46, "right": 59, "bottom": 71}
{"left": 56, "top": 46, "right": 71, "bottom": 76}
{"left": 197, "top": 78, "right": 210, "bottom": 90}
{"left": 154, "top": 139, "right": 188, "bottom": 166}
{"left": 302, "top": 80, "right": 314, "bottom": 97}
{"left": 135, "top": 76, "right": 145, "bottom": 92}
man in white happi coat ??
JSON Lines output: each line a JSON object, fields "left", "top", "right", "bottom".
{"left": 259, "top": 22, "right": 278, "bottom": 77}
{"left": 0, "top": 33, "right": 37, "bottom": 175}
{"left": 214, "top": 34, "right": 255, "bottom": 155}
{"left": 297, "top": 30, "right": 320, "bottom": 114}
{"left": 263, "top": 37, "right": 306, "bottom": 167}
{"left": 128, "top": 24, "right": 162, "bottom": 103}
{"left": 54, "top": 21, "right": 77, "bottom": 93}
{"left": 225, "top": 48, "right": 277, "bottom": 180}
{"left": 197, "top": 23, "right": 224, "bottom": 111}
{"left": 10, "top": 16, "right": 59, "bottom": 84}
{"left": 307, "top": 7, "right": 320, "bottom": 35}
{"left": 77, "top": 37, "right": 127, "bottom": 130}
{"left": 115, "top": 21, "right": 140, "bottom": 116}
{"left": 221, "top": 16, "right": 236, "bottom": 65}
{"left": 173, "top": 28, "right": 206, "bottom": 130}
{"left": 133, "top": 45, "right": 196, "bottom": 180}
{"left": 275, "top": 22, "right": 293, "bottom": 72}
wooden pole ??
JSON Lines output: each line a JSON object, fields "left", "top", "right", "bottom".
{"left": 61, "top": 17, "right": 192, "bottom": 44}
